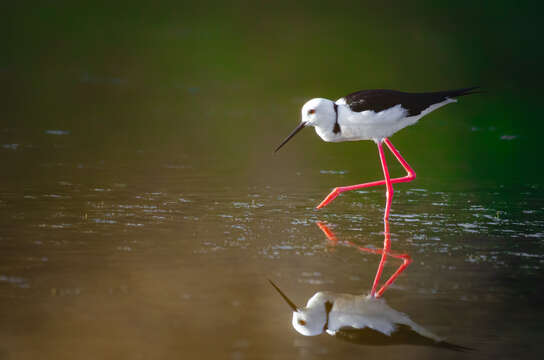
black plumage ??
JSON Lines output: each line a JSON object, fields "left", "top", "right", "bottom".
{"left": 343, "top": 87, "right": 479, "bottom": 116}
{"left": 334, "top": 325, "right": 474, "bottom": 352}
{"left": 332, "top": 103, "right": 341, "bottom": 134}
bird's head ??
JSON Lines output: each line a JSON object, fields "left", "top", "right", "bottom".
{"left": 301, "top": 98, "right": 336, "bottom": 127}
{"left": 291, "top": 303, "right": 329, "bottom": 336}
{"left": 274, "top": 98, "right": 335, "bottom": 152}
{"left": 268, "top": 280, "right": 332, "bottom": 336}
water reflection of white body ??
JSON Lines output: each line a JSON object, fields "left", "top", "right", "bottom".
{"left": 293, "top": 290, "right": 439, "bottom": 340}
{"left": 270, "top": 281, "right": 469, "bottom": 350}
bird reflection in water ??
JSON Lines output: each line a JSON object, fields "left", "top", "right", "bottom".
{"left": 269, "top": 220, "right": 471, "bottom": 351}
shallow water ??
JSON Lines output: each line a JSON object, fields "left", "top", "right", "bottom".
{"left": 1, "top": 128, "right": 543, "bottom": 359}
{"left": 2, "top": 1, "right": 544, "bottom": 359}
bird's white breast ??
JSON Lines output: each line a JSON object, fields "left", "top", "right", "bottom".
{"left": 341, "top": 104, "right": 409, "bottom": 141}
{"left": 314, "top": 104, "right": 408, "bottom": 142}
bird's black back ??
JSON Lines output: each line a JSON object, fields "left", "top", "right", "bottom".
{"left": 343, "top": 87, "right": 479, "bottom": 116}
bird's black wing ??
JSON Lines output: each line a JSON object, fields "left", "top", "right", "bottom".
{"left": 342, "top": 87, "right": 479, "bottom": 116}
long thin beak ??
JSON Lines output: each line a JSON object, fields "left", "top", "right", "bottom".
{"left": 274, "top": 121, "right": 307, "bottom": 153}
{"left": 268, "top": 279, "right": 299, "bottom": 311}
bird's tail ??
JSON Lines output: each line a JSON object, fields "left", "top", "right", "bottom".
{"left": 443, "top": 86, "right": 483, "bottom": 98}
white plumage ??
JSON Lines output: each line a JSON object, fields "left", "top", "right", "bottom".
{"left": 302, "top": 97, "right": 455, "bottom": 143}
{"left": 291, "top": 291, "right": 441, "bottom": 341}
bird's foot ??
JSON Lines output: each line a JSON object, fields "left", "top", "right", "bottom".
{"left": 316, "top": 188, "right": 341, "bottom": 209}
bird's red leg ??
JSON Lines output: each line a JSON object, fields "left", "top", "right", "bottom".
{"left": 316, "top": 138, "right": 416, "bottom": 209}
{"left": 378, "top": 140, "right": 394, "bottom": 221}
{"left": 316, "top": 221, "right": 411, "bottom": 298}
{"left": 371, "top": 138, "right": 414, "bottom": 296}
{"left": 383, "top": 138, "right": 416, "bottom": 184}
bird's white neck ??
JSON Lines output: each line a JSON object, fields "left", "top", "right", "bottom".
{"left": 312, "top": 104, "right": 344, "bottom": 142}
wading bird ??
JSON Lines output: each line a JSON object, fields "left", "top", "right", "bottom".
{"left": 275, "top": 87, "right": 479, "bottom": 220}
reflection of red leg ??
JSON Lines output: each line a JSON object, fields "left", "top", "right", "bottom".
{"left": 316, "top": 138, "right": 416, "bottom": 209}
{"left": 316, "top": 221, "right": 338, "bottom": 245}
{"left": 316, "top": 221, "right": 411, "bottom": 298}
{"left": 370, "top": 218, "right": 390, "bottom": 297}
{"left": 375, "top": 250, "right": 411, "bottom": 298}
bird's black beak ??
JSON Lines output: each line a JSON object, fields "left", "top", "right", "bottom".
{"left": 268, "top": 279, "right": 299, "bottom": 311}
{"left": 274, "top": 121, "right": 307, "bottom": 153}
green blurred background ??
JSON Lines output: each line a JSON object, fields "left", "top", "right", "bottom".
{"left": 2, "top": 0, "right": 543, "bottom": 186}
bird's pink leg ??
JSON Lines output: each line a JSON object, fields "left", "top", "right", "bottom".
{"left": 383, "top": 138, "right": 416, "bottom": 183}
{"left": 316, "top": 138, "right": 416, "bottom": 209}
{"left": 378, "top": 140, "right": 393, "bottom": 221}
{"left": 368, "top": 142, "right": 396, "bottom": 296}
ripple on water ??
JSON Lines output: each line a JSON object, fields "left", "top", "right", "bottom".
{"left": 320, "top": 170, "right": 348, "bottom": 175}
{"left": 8, "top": 182, "right": 543, "bottom": 275}
{"left": 0, "top": 275, "right": 29, "bottom": 288}
{"left": 232, "top": 201, "right": 264, "bottom": 209}
{"left": 2, "top": 144, "right": 18, "bottom": 150}
{"left": 44, "top": 130, "right": 70, "bottom": 135}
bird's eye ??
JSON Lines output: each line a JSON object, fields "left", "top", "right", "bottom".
{"left": 298, "top": 319, "right": 307, "bottom": 326}
{"left": 308, "top": 109, "right": 315, "bottom": 115}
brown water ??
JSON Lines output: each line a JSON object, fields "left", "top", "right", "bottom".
{"left": 1, "top": 130, "right": 543, "bottom": 359}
